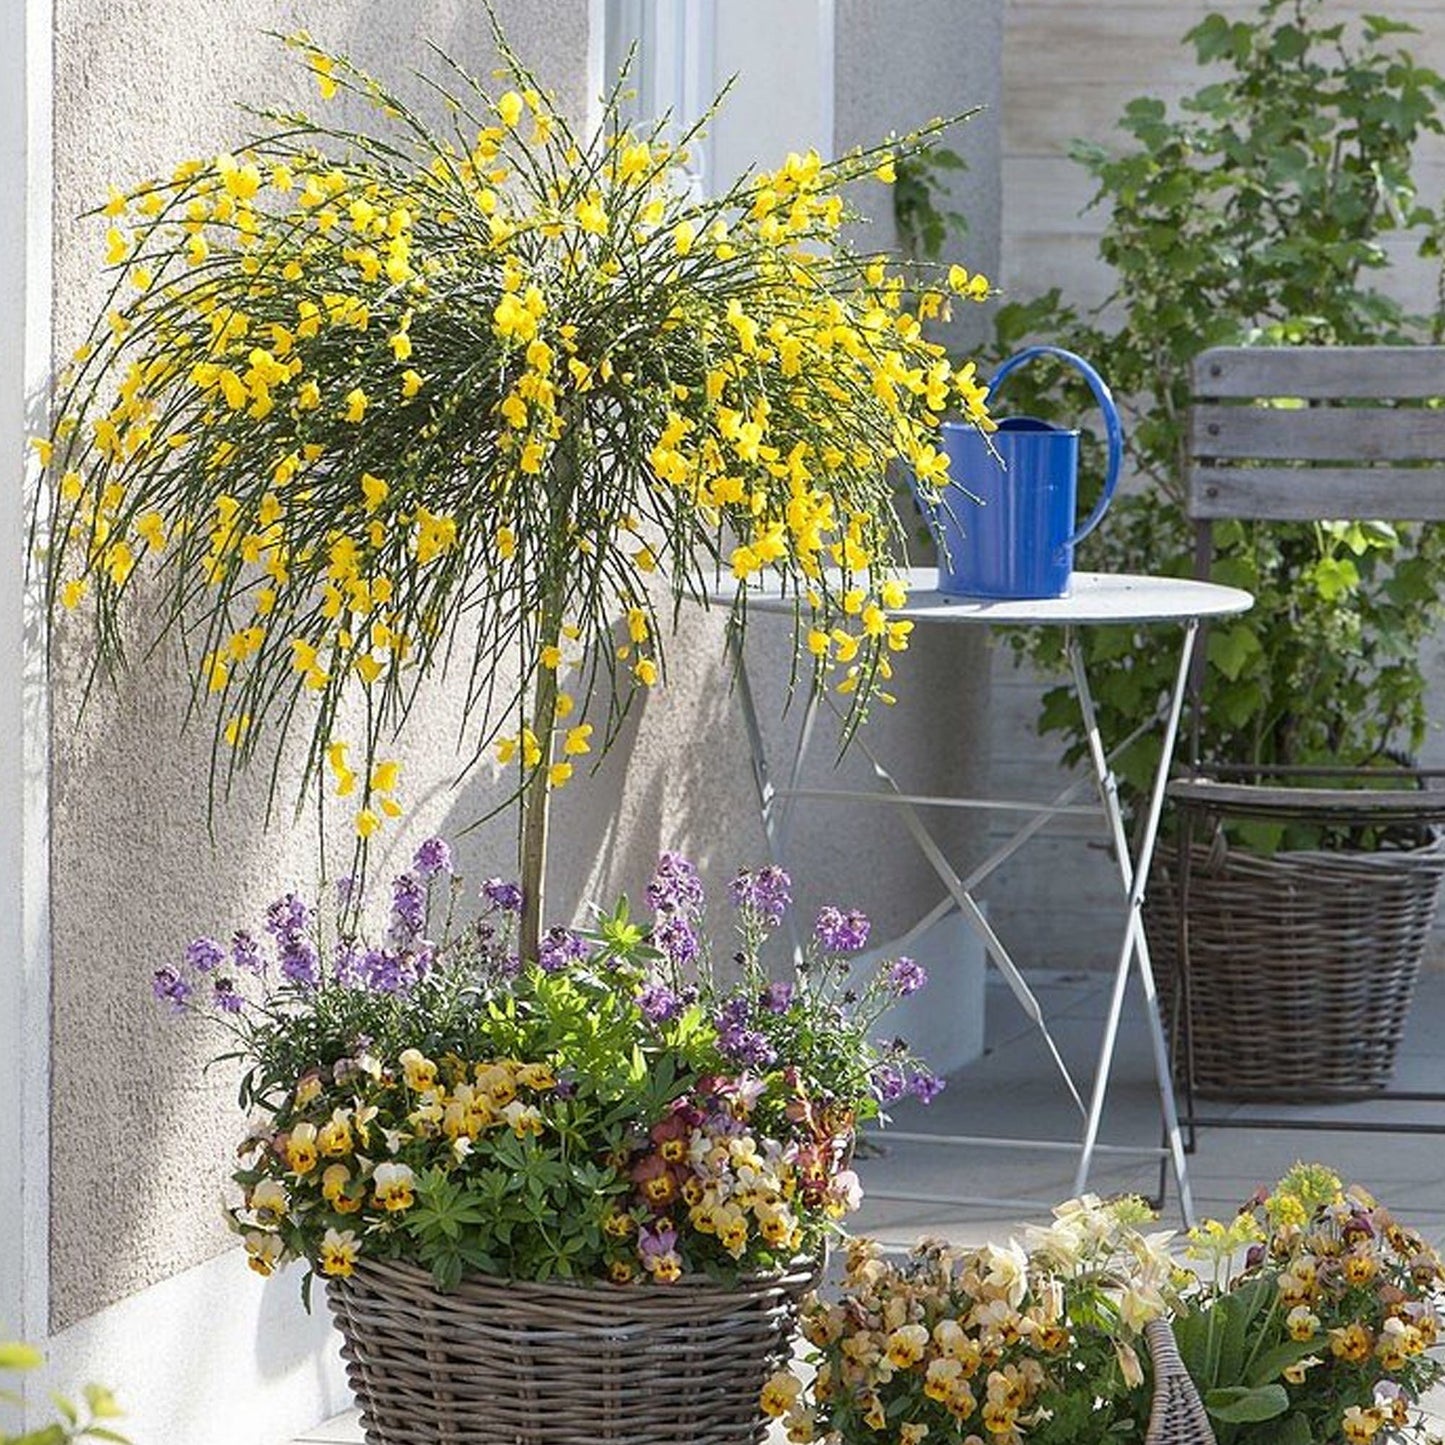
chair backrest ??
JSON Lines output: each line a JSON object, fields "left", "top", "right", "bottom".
{"left": 1187, "top": 345, "right": 1445, "bottom": 526}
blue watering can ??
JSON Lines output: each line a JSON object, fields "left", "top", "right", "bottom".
{"left": 930, "top": 345, "right": 1124, "bottom": 600}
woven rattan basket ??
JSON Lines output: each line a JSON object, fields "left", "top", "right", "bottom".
{"left": 326, "top": 1255, "right": 819, "bottom": 1445}
{"left": 1149, "top": 831, "right": 1445, "bottom": 1100}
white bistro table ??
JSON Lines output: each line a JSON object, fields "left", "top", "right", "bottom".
{"left": 724, "top": 569, "right": 1253, "bottom": 1225}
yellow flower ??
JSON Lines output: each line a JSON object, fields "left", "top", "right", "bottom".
{"left": 284, "top": 1122, "right": 319, "bottom": 1175}
{"left": 360, "top": 472, "right": 389, "bottom": 510}
{"left": 371, "top": 1161, "right": 416, "bottom": 1212}
{"left": 548, "top": 760, "right": 573, "bottom": 788}
{"left": 760, "top": 1372, "right": 801, "bottom": 1419}
{"left": 497, "top": 90, "right": 525, "bottom": 127}
{"left": 318, "top": 1227, "right": 360, "bottom": 1278}
{"left": 307, "top": 51, "right": 339, "bottom": 100}
{"left": 343, "top": 387, "right": 368, "bottom": 423}
{"left": 563, "top": 723, "right": 592, "bottom": 756}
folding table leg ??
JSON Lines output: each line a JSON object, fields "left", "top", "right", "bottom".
{"left": 1067, "top": 625, "right": 1198, "bottom": 1226}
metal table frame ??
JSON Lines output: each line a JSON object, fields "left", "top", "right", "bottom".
{"left": 726, "top": 569, "right": 1253, "bottom": 1226}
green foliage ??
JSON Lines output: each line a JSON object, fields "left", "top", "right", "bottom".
{"left": 991, "top": 0, "right": 1445, "bottom": 823}
{"left": 0, "top": 1348, "right": 127, "bottom": 1445}
{"left": 892, "top": 142, "right": 968, "bottom": 262}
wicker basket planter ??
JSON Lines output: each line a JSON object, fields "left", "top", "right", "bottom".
{"left": 1148, "top": 831, "right": 1445, "bottom": 1100}
{"left": 326, "top": 1255, "right": 820, "bottom": 1445}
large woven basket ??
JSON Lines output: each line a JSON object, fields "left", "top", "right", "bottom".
{"left": 326, "top": 1255, "right": 819, "bottom": 1445}
{"left": 1149, "top": 831, "right": 1445, "bottom": 1100}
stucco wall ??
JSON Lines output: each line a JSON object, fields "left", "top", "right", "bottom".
{"left": 991, "top": 0, "right": 1445, "bottom": 970}
{"left": 47, "top": 0, "right": 594, "bottom": 1335}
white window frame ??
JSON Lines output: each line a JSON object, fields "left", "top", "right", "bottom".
{"left": 0, "top": 0, "right": 53, "bottom": 1391}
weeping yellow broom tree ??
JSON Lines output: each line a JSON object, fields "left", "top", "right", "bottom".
{"left": 36, "top": 14, "right": 994, "bottom": 962}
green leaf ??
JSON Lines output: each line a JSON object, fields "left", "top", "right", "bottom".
{"left": 1206, "top": 623, "right": 1261, "bottom": 681}
{"left": 1204, "top": 1383, "right": 1291, "bottom": 1423}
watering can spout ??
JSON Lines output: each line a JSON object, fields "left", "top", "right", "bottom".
{"left": 927, "top": 346, "right": 1123, "bottom": 600}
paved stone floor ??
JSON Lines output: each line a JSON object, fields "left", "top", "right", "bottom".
{"left": 291, "top": 965, "right": 1445, "bottom": 1443}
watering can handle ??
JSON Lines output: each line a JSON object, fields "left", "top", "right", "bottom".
{"left": 988, "top": 345, "right": 1124, "bottom": 549}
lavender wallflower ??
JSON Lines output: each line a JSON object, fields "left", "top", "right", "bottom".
{"left": 231, "top": 929, "right": 265, "bottom": 975}
{"left": 637, "top": 982, "right": 683, "bottom": 1023}
{"left": 482, "top": 878, "right": 524, "bottom": 914}
{"left": 714, "top": 997, "right": 777, "bottom": 1068}
{"left": 646, "top": 851, "right": 705, "bottom": 917}
{"left": 536, "top": 926, "right": 589, "bottom": 973}
{"left": 362, "top": 947, "right": 421, "bottom": 995}
{"left": 278, "top": 933, "right": 320, "bottom": 988}
{"left": 872, "top": 1062, "right": 907, "bottom": 1105}
{"left": 265, "top": 892, "right": 313, "bottom": 939}
{"left": 814, "top": 905, "right": 870, "bottom": 954}
{"left": 390, "top": 872, "right": 427, "bottom": 943}
{"left": 761, "top": 980, "right": 794, "bottom": 1014}
{"left": 334, "top": 875, "right": 357, "bottom": 910}
{"left": 653, "top": 914, "right": 700, "bottom": 968}
{"left": 910, "top": 1069, "right": 946, "bottom": 1104}
{"left": 413, "top": 837, "right": 453, "bottom": 879}
{"left": 212, "top": 977, "right": 244, "bottom": 1014}
{"left": 152, "top": 965, "right": 191, "bottom": 1012}
{"left": 887, "top": 956, "right": 927, "bottom": 997}
{"left": 185, "top": 937, "right": 225, "bottom": 973}
{"left": 332, "top": 939, "right": 367, "bottom": 989}
{"left": 728, "top": 865, "right": 792, "bottom": 927}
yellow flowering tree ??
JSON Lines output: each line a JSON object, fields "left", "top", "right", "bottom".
{"left": 37, "top": 19, "right": 993, "bottom": 960}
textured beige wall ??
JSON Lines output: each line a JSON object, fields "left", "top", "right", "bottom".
{"left": 47, "top": 0, "right": 592, "bottom": 1332}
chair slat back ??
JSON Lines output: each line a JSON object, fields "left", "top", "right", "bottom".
{"left": 1187, "top": 345, "right": 1445, "bottom": 522}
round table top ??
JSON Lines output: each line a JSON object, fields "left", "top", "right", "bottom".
{"left": 734, "top": 569, "right": 1253, "bottom": 626}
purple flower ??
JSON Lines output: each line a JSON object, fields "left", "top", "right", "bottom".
{"left": 887, "top": 956, "right": 927, "bottom": 997}
{"left": 910, "top": 1069, "right": 946, "bottom": 1105}
{"left": 714, "top": 997, "right": 777, "bottom": 1068}
{"left": 212, "top": 977, "right": 244, "bottom": 1014}
{"left": 152, "top": 966, "right": 192, "bottom": 1012}
{"left": 265, "top": 892, "right": 313, "bottom": 939}
{"left": 653, "top": 915, "right": 699, "bottom": 968}
{"left": 637, "top": 982, "right": 683, "bottom": 1023}
{"left": 333, "top": 939, "right": 366, "bottom": 988}
{"left": 646, "top": 852, "right": 705, "bottom": 917}
{"left": 185, "top": 937, "right": 225, "bottom": 973}
{"left": 728, "top": 865, "right": 791, "bottom": 928}
{"left": 814, "top": 906, "right": 870, "bottom": 954}
{"left": 278, "top": 933, "right": 320, "bottom": 989}
{"left": 335, "top": 875, "right": 357, "bottom": 910}
{"left": 361, "top": 947, "right": 425, "bottom": 995}
{"left": 413, "top": 837, "right": 453, "bottom": 879}
{"left": 482, "top": 878, "right": 524, "bottom": 914}
{"left": 760, "top": 981, "right": 794, "bottom": 1013}
{"left": 390, "top": 872, "right": 427, "bottom": 943}
{"left": 536, "top": 926, "right": 589, "bottom": 973}
{"left": 872, "top": 1062, "right": 907, "bottom": 1105}
{"left": 232, "top": 930, "right": 265, "bottom": 975}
